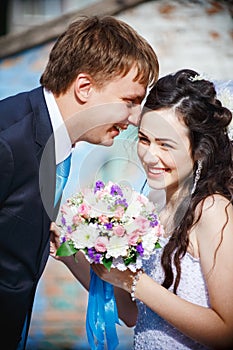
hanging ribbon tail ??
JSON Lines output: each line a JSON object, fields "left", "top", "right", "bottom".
{"left": 86, "top": 269, "right": 105, "bottom": 350}
{"left": 104, "top": 281, "right": 120, "bottom": 350}
{"left": 86, "top": 268, "right": 120, "bottom": 350}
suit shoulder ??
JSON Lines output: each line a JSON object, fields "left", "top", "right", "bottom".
{"left": 0, "top": 86, "right": 43, "bottom": 130}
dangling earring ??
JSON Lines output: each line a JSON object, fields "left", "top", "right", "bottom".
{"left": 191, "top": 159, "right": 203, "bottom": 195}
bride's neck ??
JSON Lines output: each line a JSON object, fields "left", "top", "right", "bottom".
{"left": 159, "top": 187, "right": 189, "bottom": 237}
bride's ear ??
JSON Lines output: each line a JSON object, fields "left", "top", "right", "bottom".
{"left": 74, "top": 73, "right": 93, "bottom": 102}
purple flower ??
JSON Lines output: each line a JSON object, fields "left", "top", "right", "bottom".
{"left": 94, "top": 253, "right": 101, "bottom": 264}
{"left": 94, "top": 180, "right": 105, "bottom": 193}
{"left": 110, "top": 184, "right": 123, "bottom": 197}
{"left": 67, "top": 225, "right": 72, "bottom": 233}
{"left": 115, "top": 198, "right": 128, "bottom": 208}
{"left": 87, "top": 248, "right": 95, "bottom": 259}
{"left": 87, "top": 248, "right": 101, "bottom": 263}
{"left": 150, "top": 220, "right": 158, "bottom": 227}
{"left": 136, "top": 242, "right": 144, "bottom": 256}
{"left": 104, "top": 222, "right": 113, "bottom": 230}
{"left": 149, "top": 213, "right": 158, "bottom": 227}
{"left": 61, "top": 236, "right": 66, "bottom": 243}
{"left": 61, "top": 216, "right": 66, "bottom": 225}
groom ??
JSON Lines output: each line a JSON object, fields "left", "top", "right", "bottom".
{"left": 0, "top": 15, "right": 159, "bottom": 349}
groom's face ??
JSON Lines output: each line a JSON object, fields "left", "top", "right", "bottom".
{"left": 69, "top": 67, "right": 146, "bottom": 146}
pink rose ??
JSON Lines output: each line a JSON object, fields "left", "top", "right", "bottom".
{"left": 96, "top": 189, "right": 109, "bottom": 200}
{"left": 154, "top": 223, "right": 164, "bottom": 237}
{"left": 98, "top": 215, "right": 109, "bottom": 224}
{"left": 95, "top": 236, "right": 108, "bottom": 252}
{"left": 113, "top": 225, "right": 125, "bottom": 237}
{"left": 78, "top": 203, "right": 90, "bottom": 216}
{"left": 127, "top": 230, "right": 140, "bottom": 245}
{"left": 134, "top": 216, "right": 150, "bottom": 234}
{"left": 60, "top": 204, "right": 69, "bottom": 214}
{"left": 114, "top": 207, "right": 125, "bottom": 219}
{"left": 72, "top": 215, "right": 82, "bottom": 225}
{"left": 137, "top": 195, "right": 148, "bottom": 205}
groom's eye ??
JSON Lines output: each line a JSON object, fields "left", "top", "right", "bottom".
{"left": 125, "top": 100, "right": 134, "bottom": 108}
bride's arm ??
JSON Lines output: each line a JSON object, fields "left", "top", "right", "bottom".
{"left": 114, "top": 287, "right": 138, "bottom": 327}
{"left": 92, "top": 196, "right": 233, "bottom": 349}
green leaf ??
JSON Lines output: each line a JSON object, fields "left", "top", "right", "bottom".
{"left": 102, "top": 257, "right": 113, "bottom": 272}
{"left": 155, "top": 241, "right": 161, "bottom": 249}
{"left": 56, "top": 241, "right": 77, "bottom": 256}
{"left": 124, "top": 250, "right": 138, "bottom": 266}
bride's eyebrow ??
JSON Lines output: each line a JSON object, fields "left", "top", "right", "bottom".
{"left": 155, "top": 137, "right": 178, "bottom": 145}
{"left": 139, "top": 130, "right": 177, "bottom": 145}
{"left": 138, "top": 130, "right": 148, "bottom": 137}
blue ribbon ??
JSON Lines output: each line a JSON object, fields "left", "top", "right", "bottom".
{"left": 86, "top": 269, "right": 120, "bottom": 350}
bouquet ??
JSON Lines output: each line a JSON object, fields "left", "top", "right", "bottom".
{"left": 56, "top": 180, "right": 162, "bottom": 349}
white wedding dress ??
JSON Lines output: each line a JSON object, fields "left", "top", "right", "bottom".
{"left": 134, "top": 237, "right": 211, "bottom": 349}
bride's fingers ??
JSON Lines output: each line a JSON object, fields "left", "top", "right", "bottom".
{"left": 91, "top": 264, "right": 109, "bottom": 278}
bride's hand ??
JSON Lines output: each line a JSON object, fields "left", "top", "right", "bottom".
{"left": 91, "top": 264, "right": 135, "bottom": 293}
{"left": 49, "top": 222, "right": 62, "bottom": 259}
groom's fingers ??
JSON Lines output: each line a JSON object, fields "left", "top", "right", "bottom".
{"left": 50, "top": 222, "right": 60, "bottom": 237}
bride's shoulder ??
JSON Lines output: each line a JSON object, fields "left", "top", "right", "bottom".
{"left": 196, "top": 194, "right": 231, "bottom": 215}
{"left": 194, "top": 194, "right": 233, "bottom": 238}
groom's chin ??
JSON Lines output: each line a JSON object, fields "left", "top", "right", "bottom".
{"left": 100, "top": 139, "right": 115, "bottom": 147}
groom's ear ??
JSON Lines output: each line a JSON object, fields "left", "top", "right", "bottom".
{"left": 74, "top": 73, "right": 93, "bottom": 102}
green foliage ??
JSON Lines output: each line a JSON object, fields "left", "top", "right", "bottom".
{"left": 102, "top": 257, "right": 113, "bottom": 271}
{"left": 56, "top": 241, "right": 77, "bottom": 256}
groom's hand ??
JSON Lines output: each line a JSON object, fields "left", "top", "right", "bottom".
{"left": 49, "top": 222, "right": 62, "bottom": 259}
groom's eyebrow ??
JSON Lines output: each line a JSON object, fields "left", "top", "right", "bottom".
{"left": 123, "top": 94, "right": 144, "bottom": 103}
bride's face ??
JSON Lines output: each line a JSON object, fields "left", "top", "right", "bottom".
{"left": 137, "top": 108, "right": 194, "bottom": 196}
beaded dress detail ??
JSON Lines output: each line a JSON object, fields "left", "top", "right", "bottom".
{"left": 134, "top": 236, "right": 211, "bottom": 349}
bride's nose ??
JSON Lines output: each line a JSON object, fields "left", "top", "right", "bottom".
{"left": 143, "top": 144, "right": 161, "bottom": 164}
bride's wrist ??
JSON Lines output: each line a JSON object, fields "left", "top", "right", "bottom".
{"left": 126, "top": 270, "right": 143, "bottom": 301}
{"left": 131, "top": 270, "right": 143, "bottom": 301}
{"left": 58, "top": 254, "right": 76, "bottom": 265}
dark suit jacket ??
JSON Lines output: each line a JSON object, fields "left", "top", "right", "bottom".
{"left": 0, "top": 87, "right": 57, "bottom": 349}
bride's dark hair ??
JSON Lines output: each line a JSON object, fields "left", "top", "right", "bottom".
{"left": 143, "top": 69, "right": 233, "bottom": 293}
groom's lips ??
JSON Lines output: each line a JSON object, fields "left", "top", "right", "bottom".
{"left": 110, "top": 124, "right": 128, "bottom": 137}
{"left": 111, "top": 126, "right": 120, "bottom": 137}
{"left": 115, "top": 124, "right": 128, "bottom": 131}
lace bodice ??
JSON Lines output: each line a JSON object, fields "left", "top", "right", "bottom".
{"left": 134, "top": 237, "right": 210, "bottom": 349}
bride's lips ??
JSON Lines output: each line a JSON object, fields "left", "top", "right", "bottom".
{"left": 147, "top": 166, "right": 170, "bottom": 177}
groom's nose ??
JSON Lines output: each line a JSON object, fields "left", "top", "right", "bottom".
{"left": 128, "top": 104, "right": 141, "bottom": 126}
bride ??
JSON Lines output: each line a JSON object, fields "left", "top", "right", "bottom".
{"left": 50, "top": 69, "right": 233, "bottom": 349}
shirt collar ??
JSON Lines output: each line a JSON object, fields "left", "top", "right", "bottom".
{"left": 43, "top": 88, "right": 72, "bottom": 164}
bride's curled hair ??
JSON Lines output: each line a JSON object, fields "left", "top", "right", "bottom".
{"left": 143, "top": 69, "right": 233, "bottom": 293}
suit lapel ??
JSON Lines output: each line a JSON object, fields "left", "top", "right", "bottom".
{"left": 29, "top": 86, "right": 53, "bottom": 149}
{"left": 29, "top": 87, "right": 57, "bottom": 221}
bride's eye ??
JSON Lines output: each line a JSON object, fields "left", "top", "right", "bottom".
{"left": 138, "top": 135, "right": 150, "bottom": 144}
{"left": 158, "top": 141, "right": 174, "bottom": 149}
